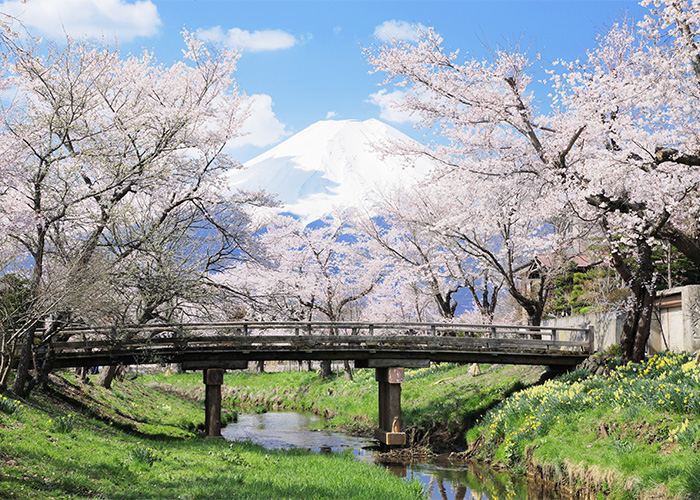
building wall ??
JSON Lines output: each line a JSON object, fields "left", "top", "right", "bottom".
{"left": 650, "top": 285, "right": 700, "bottom": 354}
{"left": 545, "top": 284, "right": 700, "bottom": 355}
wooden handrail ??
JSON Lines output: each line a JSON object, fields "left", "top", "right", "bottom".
{"left": 48, "top": 320, "right": 591, "bottom": 336}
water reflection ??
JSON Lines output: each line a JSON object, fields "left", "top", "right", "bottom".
{"left": 385, "top": 461, "right": 562, "bottom": 500}
{"left": 222, "top": 412, "right": 563, "bottom": 500}
{"left": 221, "top": 411, "right": 376, "bottom": 455}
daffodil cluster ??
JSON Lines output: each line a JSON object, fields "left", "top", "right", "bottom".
{"left": 130, "top": 444, "right": 160, "bottom": 466}
{"left": 478, "top": 352, "right": 700, "bottom": 461}
{"left": 0, "top": 394, "right": 23, "bottom": 416}
{"left": 52, "top": 414, "right": 75, "bottom": 433}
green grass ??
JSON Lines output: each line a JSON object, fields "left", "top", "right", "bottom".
{"left": 144, "top": 363, "right": 544, "bottom": 444}
{"left": 468, "top": 351, "right": 700, "bottom": 499}
{"left": 0, "top": 372, "right": 424, "bottom": 500}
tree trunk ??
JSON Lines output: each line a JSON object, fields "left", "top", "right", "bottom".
{"left": 255, "top": 360, "right": 265, "bottom": 373}
{"left": 97, "top": 365, "right": 119, "bottom": 389}
{"left": 343, "top": 360, "right": 353, "bottom": 381}
{"left": 612, "top": 239, "right": 655, "bottom": 364}
{"left": 619, "top": 309, "right": 640, "bottom": 362}
{"left": 37, "top": 342, "right": 55, "bottom": 389}
{"left": 319, "top": 360, "right": 332, "bottom": 378}
{"left": 525, "top": 305, "right": 542, "bottom": 339}
{"left": 11, "top": 323, "right": 38, "bottom": 397}
{"left": 632, "top": 289, "right": 655, "bottom": 362}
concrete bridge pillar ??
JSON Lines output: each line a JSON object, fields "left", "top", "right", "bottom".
{"left": 374, "top": 367, "right": 406, "bottom": 446}
{"left": 204, "top": 368, "right": 224, "bottom": 438}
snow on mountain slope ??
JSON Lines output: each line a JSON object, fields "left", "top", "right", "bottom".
{"left": 226, "top": 119, "right": 435, "bottom": 221}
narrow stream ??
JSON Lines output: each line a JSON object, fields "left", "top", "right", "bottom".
{"left": 222, "top": 412, "right": 564, "bottom": 500}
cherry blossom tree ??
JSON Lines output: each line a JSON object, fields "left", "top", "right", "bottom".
{"left": 366, "top": 1, "right": 700, "bottom": 362}
{"left": 0, "top": 30, "right": 265, "bottom": 395}
{"left": 548, "top": 5, "right": 700, "bottom": 361}
{"left": 359, "top": 185, "right": 503, "bottom": 323}
{"left": 365, "top": 32, "right": 585, "bottom": 328}
{"left": 217, "top": 213, "right": 385, "bottom": 379}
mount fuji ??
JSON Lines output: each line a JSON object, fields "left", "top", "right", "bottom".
{"left": 226, "top": 119, "right": 435, "bottom": 222}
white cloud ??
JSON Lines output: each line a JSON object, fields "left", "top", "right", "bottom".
{"left": 374, "top": 20, "right": 427, "bottom": 43}
{"left": 367, "top": 89, "right": 419, "bottom": 124}
{"left": 226, "top": 94, "right": 289, "bottom": 150}
{"left": 325, "top": 111, "right": 338, "bottom": 119}
{"left": 197, "top": 26, "right": 298, "bottom": 53}
{"left": 1, "top": 0, "right": 161, "bottom": 41}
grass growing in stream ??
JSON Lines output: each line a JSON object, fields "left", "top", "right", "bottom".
{"left": 0, "top": 372, "right": 424, "bottom": 500}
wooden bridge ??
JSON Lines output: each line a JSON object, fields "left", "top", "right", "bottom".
{"left": 42, "top": 321, "right": 594, "bottom": 446}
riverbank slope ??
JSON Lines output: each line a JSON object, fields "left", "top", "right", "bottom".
{"left": 464, "top": 352, "right": 700, "bottom": 499}
{"left": 0, "top": 373, "right": 423, "bottom": 500}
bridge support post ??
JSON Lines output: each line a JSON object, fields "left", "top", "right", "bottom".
{"left": 374, "top": 367, "right": 406, "bottom": 447}
{"left": 204, "top": 368, "right": 224, "bottom": 438}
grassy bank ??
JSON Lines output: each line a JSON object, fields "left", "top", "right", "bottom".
{"left": 465, "top": 351, "right": 700, "bottom": 499}
{"left": 0, "top": 373, "right": 423, "bottom": 500}
{"left": 145, "top": 363, "right": 545, "bottom": 450}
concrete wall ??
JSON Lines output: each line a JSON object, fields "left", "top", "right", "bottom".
{"left": 545, "top": 284, "right": 700, "bottom": 354}
{"left": 543, "top": 310, "right": 625, "bottom": 352}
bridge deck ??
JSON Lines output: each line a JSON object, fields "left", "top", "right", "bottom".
{"left": 41, "top": 321, "right": 593, "bottom": 369}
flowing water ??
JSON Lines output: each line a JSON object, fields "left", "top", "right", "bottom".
{"left": 222, "top": 411, "right": 564, "bottom": 500}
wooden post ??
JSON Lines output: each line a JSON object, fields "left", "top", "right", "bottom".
{"left": 204, "top": 368, "right": 225, "bottom": 438}
{"left": 374, "top": 367, "right": 406, "bottom": 446}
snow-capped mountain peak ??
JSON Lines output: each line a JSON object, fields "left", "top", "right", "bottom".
{"left": 226, "top": 119, "right": 434, "bottom": 222}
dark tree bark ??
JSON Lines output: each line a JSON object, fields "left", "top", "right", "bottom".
{"left": 11, "top": 322, "right": 38, "bottom": 397}
{"left": 97, "top": 365, "right": 119, "bottom": 390}
{"left": 319, "top": 360, "right": 332, "bottom": 378}
{"left": 609, "top": 238, "right": 655, "bottom": 363}
{"left": 659, "top": 224, "right": 700, "bottom": 270}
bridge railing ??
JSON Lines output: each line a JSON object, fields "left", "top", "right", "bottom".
{"left": 30, "top": 321, "right": 594, "bottom": 368}
{"left": 49, "top": 321, "right": 591, "bottom": 340}
{"left": 44, "top": 321, "right": 593, "bottom": 354}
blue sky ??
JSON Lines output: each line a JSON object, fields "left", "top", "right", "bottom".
{"left": 1, "top": 0, "right": 645, "bottom": 162}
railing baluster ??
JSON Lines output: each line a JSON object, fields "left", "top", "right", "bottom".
{"left": 51, "top": 320, "right": 592, "bottom": 368}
